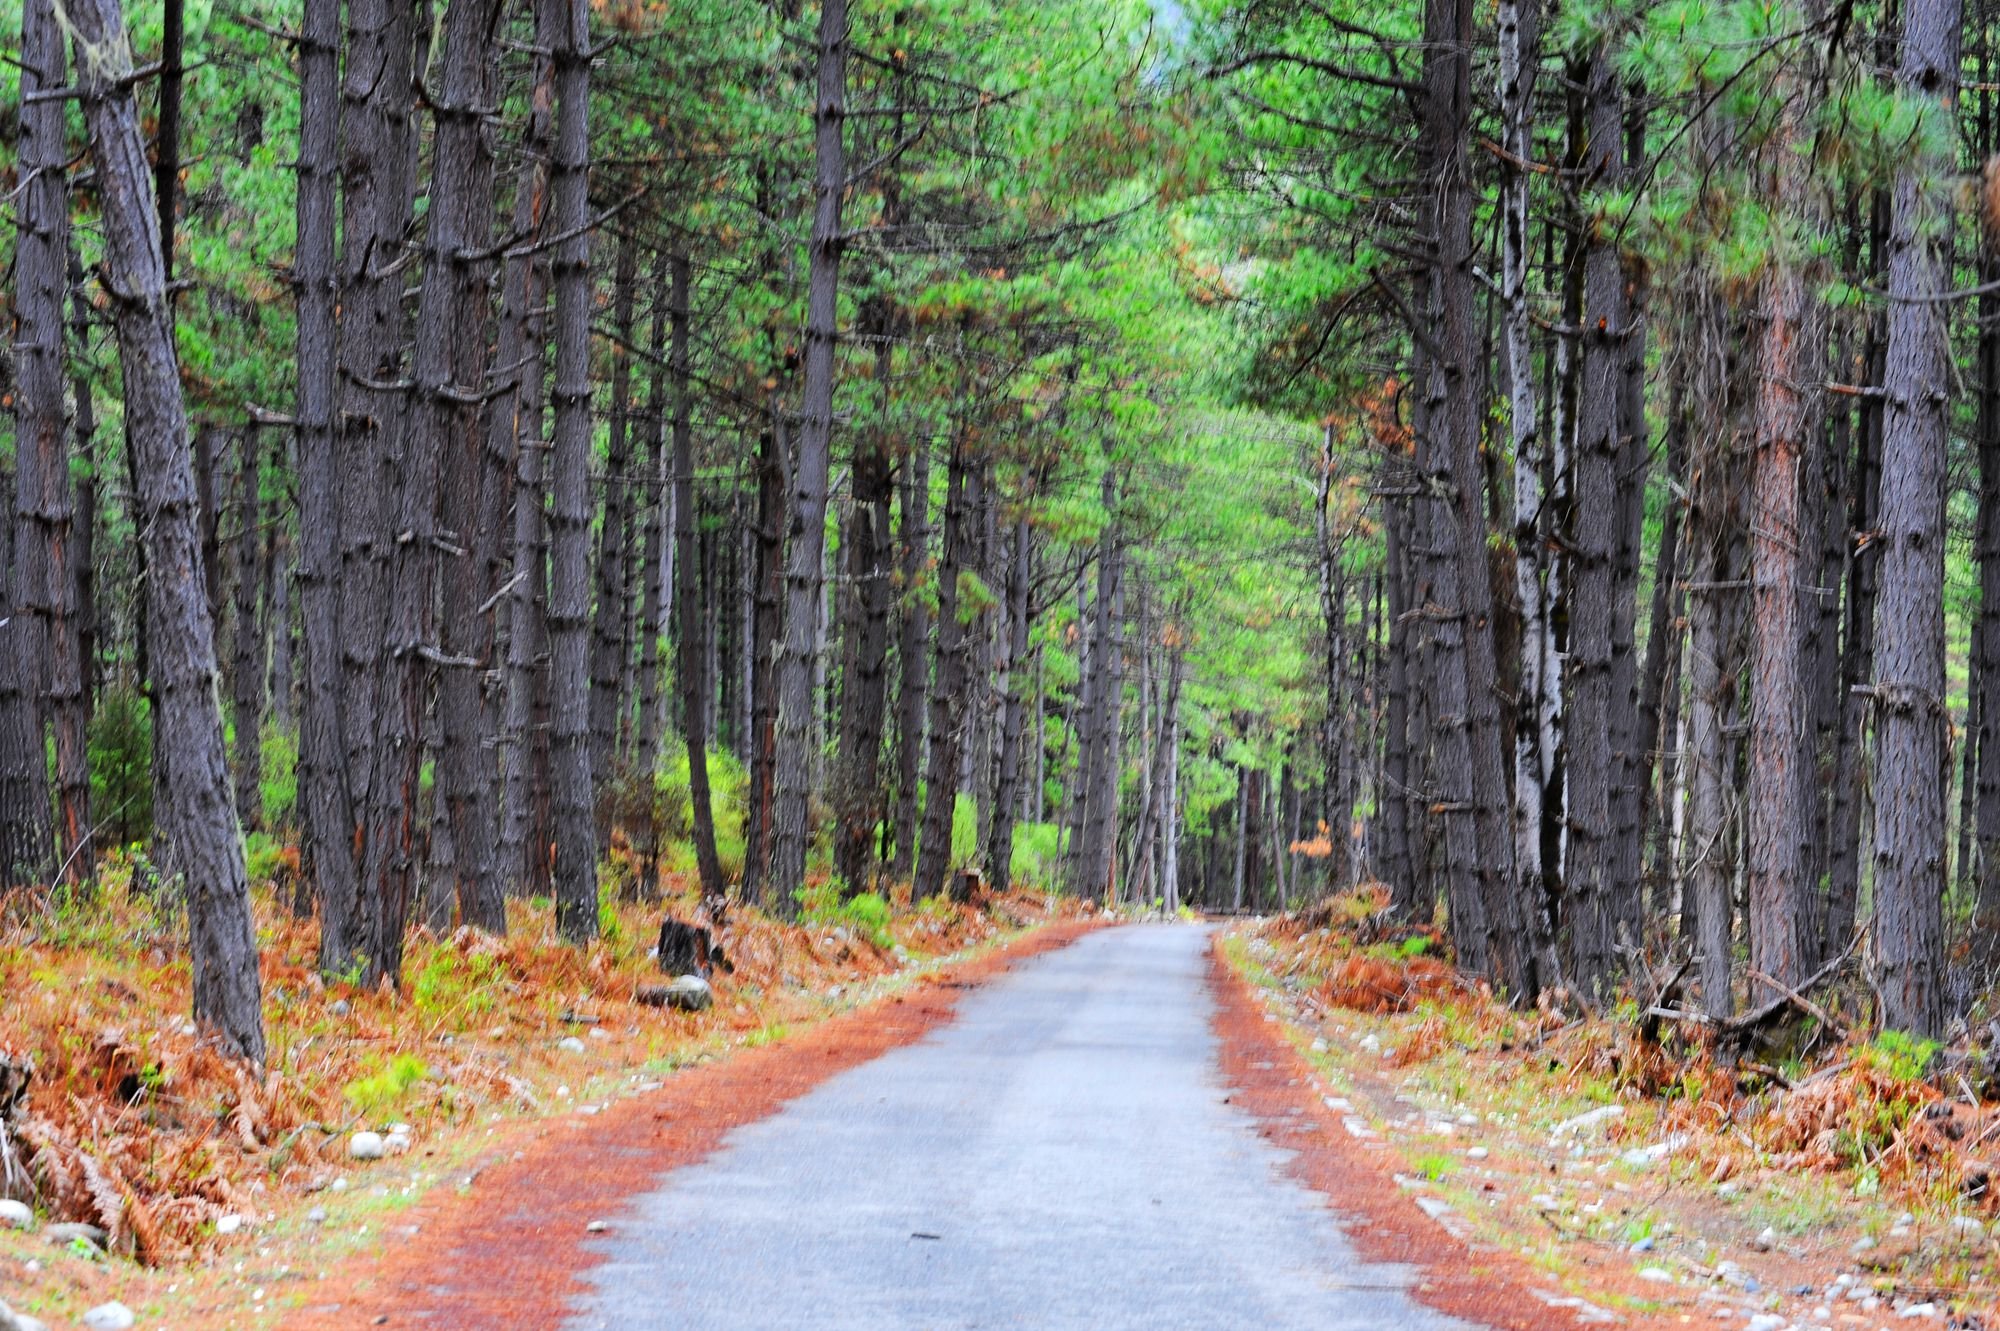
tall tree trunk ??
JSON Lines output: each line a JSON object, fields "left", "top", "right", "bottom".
{"left": 1563, "top": 40, "right": 1626, "bottom": 994}
{"left": 1498, "top": 0, "right": 1557, "bottom": 978}
{"left": 426, "top": 0, "right": 506, "bottom": 935}
{"left": 986, "top": 512, "right": 1035, "bottom": 892}
{"left": 771, "top": 0, "right": 851, "bottom": 902}
{"left": 334, "top": 0, "right": 417, "bottom": 933}
{"left": 669, "top": 255, "right": 727, "bottom": 900}
{"left": 13, "top": 0, "right": 79, "bottom": 883}
{"left": 499, "top": 0, "right": 558, "bottom": 898}
{"left": 636, "top": 259, "right": 672, "bottom": 781}
{"left": 1421, "top": 0, "right": 1538, "bottom": 993}
{"left": 1686, "top": 341, "right": 1744, "bottom": 1017}
{"left": 72, "top": 0, "right": 265, "bottom": 1060}
{"left": 546, "top": 0, "right": 600, "bottom": 943}
{"left": 1380, "top": 482, "right": 1417, "bottom": 912}
{"left": 745, "top": 417, "right": 784, "bottom": 900}
{"left": 1161, "top": 660, "right": 1183, "bottom": 911}
{"left": 915, "top": 436, "right": 982, "bottom": 900}
{"left": 296, "top": 0, "right": 361, "bottom": 969}
{"left": 591, "top": 236, "right": 641, "bottom": 794}
{"left": 68, "top": 247, "right": 101, "bottom": 758}
{"left": 1634, "top": 390, "right": 1688, "bottom": 907}
{"left": 1745, "top": 26, "right": 1822, "bottom": 1002}
{"left": 1826, "top": 283, "right": 1885, "bottom": 959}
{"left": 1070, "top": 469, "right": 1124, "bottom": 899}
{"left": 890, "top": 438, "right": 931, "bottom": 880}
{"left": 1316, "top": 427, "right": 1351, "bottom": 891}
{"left": 832, "top": 323, "right": 898, "bottom": 891}
{"left": 1871, "top": 0, "right": 1959, "bottom": 1037}
{"left": 232, "top": 428, "right": 267, "bottom": 831}
{"left": 1975, "top": 40, "right": 2000, "bottom": 937}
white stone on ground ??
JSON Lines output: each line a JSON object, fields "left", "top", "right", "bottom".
{"left": 81, "top": 1303, "right": 135, "bottom": 1331}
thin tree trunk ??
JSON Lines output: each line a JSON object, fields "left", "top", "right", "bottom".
{"left": 890, "top": 439, "right": 931, "bottom": 880}
{"left": 832, "top": 321, "right": 897, "bottom": 890}
{"left": 669, "top": 254, "right": 726, "bottom": 900}
{"left": 1498, "top": 0, "right": 1556, "bottom": 976}
{"left": 745, "top": 416, "right": 784, "bottom": 900}
{"left": 232, "top": 428, "right": 267, "bottom": 831}
{"left": 1826, "top": 282, "right": 1885, "bottom": 958}
{"left": 591, "top": 236, "right": 640, "bottom": 793}
{"left": 1975, "top": 46, "right": 2000, "bottom": 935}
{"left": 72, "top": 0, "right": 265, "bottom": 1059}
{"left": 1380, "top": 483, "right": 1416, "bottom": 911}
{"left": 916, "top": 436, "right": 982, "bottom": 900}
{"left": 636, "top": 259, "right": 672, "bottom": 780}
{"left": 984, "top": 512, "right": 1035, "bottom": 892}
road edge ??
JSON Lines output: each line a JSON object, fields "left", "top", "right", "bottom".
{"left": 1206, "top": 932, "right": 1686, "bottom": 1331}
{"left": 280, "top": 918, "right": 1105, "bottom": 1330}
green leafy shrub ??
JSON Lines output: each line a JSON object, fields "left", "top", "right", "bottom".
{"left": 88, "top": 687, "right": 153, "bottom": 849}
{"left": 656, "top": 745, "right": 749, "bottom": 881}
{"left": 1009, "top": 821, "right": 1063, "bottom": 891}
{"left": 1859, "top": 1029, "right": 1939, "bottom": 1084}
{"left": 410, "top": 951, "right": 500, "bottom": 1021}
{"left": 260, "top": 724, "right": 298, "bottom": 828}
{"left": 244, "top": 831, "right": 288, "bottom": 883}
{"left": 797, "top": 882, "right": 895, "bottom": 949}
{"left": 342, "top": 1053, "right": 427, "bottom": 1117}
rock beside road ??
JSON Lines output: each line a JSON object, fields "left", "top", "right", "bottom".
{"left": 0, "top": 1300, "right": 49, "bottom": 1331}
{"left": 81, "top": 1303, "right": 135, "bottom": 1330}
{"left": 635, "top": 975, "right": 713, "bottom": 1012}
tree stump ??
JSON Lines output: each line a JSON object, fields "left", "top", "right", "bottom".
{"left": 657, "top": 918, "right": 719, "bottom": 978}
{"left": 948, "top": 870, "right": 987, "bottom": 906}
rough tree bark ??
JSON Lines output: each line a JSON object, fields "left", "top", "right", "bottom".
{"left": 832, "top": 318, "right": 898, "bottom": 892}
{"left": 590, "top": 236, "right": 640, "bottom": 794}
{"left": 335, "top": 0, "right": 417, "bottom": 888}
{"left": 1871, "top": 0, "right": 1959, "bottom": 1037}
{"left": 232, "top": 428, "right": 267, "bottom": 831}
{"left": 1563, "top": 39, "right": 1626, "bottom": 994}
{"left": 426, "top": 0, "right": 506, "bottom": 935}
{"left": 71, "top": 0, "right": 266, "bottom": 1060}
{"left": 771, "top": 0, "right": 851, "bottom": 903}
{"left": 11, "top": 0, "right": 79, "bottom": 882}
{"left": 1498, "top": 0, "right": 1557, "bottom": 978}
{"left": 985, "top": 512, "right": 1035, "bottom": 891}
{"left": 916, "top": 433, "right": 982, "bottom": 900}
{"left": 546, "top": 0, "right": 600, "bottom": 943}
{"left": 636, "top": 259, "right": 672, "bottom": 781}
{"left": 499, "top": 0, "right": 558, "bottom": 899}
{"left": 1745, "top": 21, "right": 1823, "bottom": 1002}
{"left": 294, "top": 0, "right": 362, "bottom": 972}
{"left": 890, "top": 438, "right": 932, "bottom": 880}
{"left": 670, "top": 254, "right": 727, "bottom": 900}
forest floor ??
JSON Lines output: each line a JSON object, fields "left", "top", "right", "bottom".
{"left": 0, "top": 858, "right": 1092, "bottom": 1331}
{"left": 1222, "top": 895, "right": 2000, "bottom": 1331}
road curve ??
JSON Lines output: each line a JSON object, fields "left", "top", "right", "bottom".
{"left": 564, "top": 924, "right": 1483, "bottom": 1330}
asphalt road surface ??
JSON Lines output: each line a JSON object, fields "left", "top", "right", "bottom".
{"left": 564, "top": 924, "right": 1481, "bottom": 1330}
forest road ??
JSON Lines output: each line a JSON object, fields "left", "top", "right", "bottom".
{"left": 562, "top": 924, "right": 1484, "bottom": 1330}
